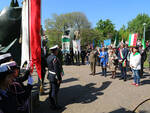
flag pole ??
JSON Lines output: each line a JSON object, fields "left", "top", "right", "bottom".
{"left": 28, "top": 0, "right": 32, "bottom": 112}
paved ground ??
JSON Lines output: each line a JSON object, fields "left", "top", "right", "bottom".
{"left": 33, "top": 65, "right": 150, "bottom": 113}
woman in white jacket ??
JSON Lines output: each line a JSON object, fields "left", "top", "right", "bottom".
{"left": 130, "top": 47, "right": 141, "bottom": 86}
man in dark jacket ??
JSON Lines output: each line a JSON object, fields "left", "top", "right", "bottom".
{"left": 81, "top": 47, "right": 86, "bottom": 65}
{"left": 117, "top": 44, "right": 129, "bottom": 81}
{"left": 1, "top": 61, "right": 33, "bottom": 113}
{"left": 0, "top": 65, "right": 19, "bottom": 113}
{"left": 139, "top": 45, "right": 147, "bottom": 77}
{"left": 47, "top": 45, "right": 63, "bottom": 110}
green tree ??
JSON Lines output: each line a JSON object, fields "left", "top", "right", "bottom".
{"left": 128, "top": 13, "right": 150, "bottom": 40}
{"left": 80, "top": 29, "right": 104, "bottom": 47}
{"left": 96, "top": 19, "right": 116, "bottom": 39}
{"left": 45, "top": 29, "right": 63, "bottom": 48}
{"left": 118, "top": 25, "right": 130, "bottom": 41}
{"left": 45, "top": 12, "right": 91, "bottom": 48}
{"left": 45, "top": 12, "right": 91, "bottom": 32}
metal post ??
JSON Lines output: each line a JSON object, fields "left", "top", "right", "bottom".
{"left": 143, "top": 23, "right": 146, "bottom": 40}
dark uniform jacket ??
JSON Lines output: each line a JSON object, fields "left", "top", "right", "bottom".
{"left": 8, "top": 70, "right": 32, "bottom": 113}
{"left": 47, "top": 54, "right": 62, "bottom": 82}
{"left": 0, "top": 89, "right": 19, "bottom": 113}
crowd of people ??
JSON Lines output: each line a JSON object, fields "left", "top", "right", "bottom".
{"left": 0, "top": 40, "right": 150, "bottom": 112}
{"left": 44, "top": 41, "right": 150, "bottom": 110}
{"left": 61, "top": 40, "right": 150, "bottom": 86}
{"left": 87, "top": 41, "right": 150, "bottom": 87}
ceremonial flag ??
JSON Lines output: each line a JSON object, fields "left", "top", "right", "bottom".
{"left": 104, "top": 39, "right": 111, "bottom": 47}
{"left": 142, "top": 38, "right": 146, "bottom": 49}
{"left": 114, "top": 35, "right": 119, "bottom": 47}
{"left": 62, "top": 35, "right": 70, "bottom": 53}
{"left": 30, "top": 0, "right": 41, "bottom": 79}
{"left": 21, "top": 0, "right": 30, "bottom": 67}
{"left": 72, "top": 40, "right": 81, "bottom": 54}
{"left": 21, "top": 0, "right": 41, "bottom": 79}
{"left": 93, "top": 39, "right": 95, "bottom": 49}
{"left": 99, "top": 40, "right": 101, "bottom": 47}
{"left": 128, "top": 33, "right": 138, "bottom": 47}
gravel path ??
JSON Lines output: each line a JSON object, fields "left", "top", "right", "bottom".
{"left": 33, "top": 65, "right": 150, "bottom": 113}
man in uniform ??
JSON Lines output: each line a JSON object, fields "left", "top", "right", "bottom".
{"left": 89, "top": 48, "right": 97, "bottom": 75}
{"left": 47, "top": 45, "right": 63, "bottom": 110}
{"left": 81, "top": 47, "right": 86, "bottom": 65}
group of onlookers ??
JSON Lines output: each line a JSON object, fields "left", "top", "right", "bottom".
{"left": 0, "top": 53, "right": 33, "bottom": 113}
{"left": 88, "top": 41, "right": 150, "bottom": 87}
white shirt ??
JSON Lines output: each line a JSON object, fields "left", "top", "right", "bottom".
{"left": 130, "top": 52, "right": 141, "bottom": 70}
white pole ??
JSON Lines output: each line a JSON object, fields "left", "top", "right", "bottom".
{"left": 143, "top": 23, "right": 146, "bottom": 40}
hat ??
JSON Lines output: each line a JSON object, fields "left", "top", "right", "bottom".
{"left": 1, "top": 61, "right": 20, "bottom": 70}
{"left": 49, "top": 45, "right": 58, "bottom": 50}
{"left": 0, "top": 53, "right": 12, "bottom": 64}
{"left": 0, "top": 65, "right": 9, "bottom": 73}
{"left": 0, "top": 65, "right": 13, "bottom": 78}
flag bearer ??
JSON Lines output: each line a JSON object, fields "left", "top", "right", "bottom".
{"left": 0, "top": 65, "right": 18, "bottom": 113}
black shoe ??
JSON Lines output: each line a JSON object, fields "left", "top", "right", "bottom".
{"left": 90, "top": 73, "right": 93, "bottom": 75}
{"left": 124, "top": 78, "right": 127, "bottom": 81}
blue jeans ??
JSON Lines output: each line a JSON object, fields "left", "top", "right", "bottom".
{"left": 132, "top": 69, "right": 140, "bottom": 84}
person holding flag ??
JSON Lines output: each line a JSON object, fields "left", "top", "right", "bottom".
{"left": 0, "top": 65, "right": 18, "bottom": 113}
{"left": 1, "top": 61, "right": 33, "bottom": 113}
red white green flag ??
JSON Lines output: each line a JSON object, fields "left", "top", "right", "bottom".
{"left": 128, "top": 33, "right": 138, "bottom": 47}
{"left": 21, "top": 0, "right": 41, "bottom": 79}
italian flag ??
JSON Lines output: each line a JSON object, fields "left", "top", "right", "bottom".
{"left": 128, "top": 33, "right": 138, "bottom": 47}
{"left": 21, "top": 0, "right": 41, "bottom": 79}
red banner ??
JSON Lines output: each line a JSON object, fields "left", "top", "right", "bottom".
{"left": 29, "top": 0, "right": 41, "bottom": 79}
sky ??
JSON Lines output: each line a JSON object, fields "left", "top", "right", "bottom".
{"left": 0, "top": 0, "right": 150, "bottom": 30}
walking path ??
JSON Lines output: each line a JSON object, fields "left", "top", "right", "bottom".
{"left": 33, "top": 65, "right": 150, "bottom": 113}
